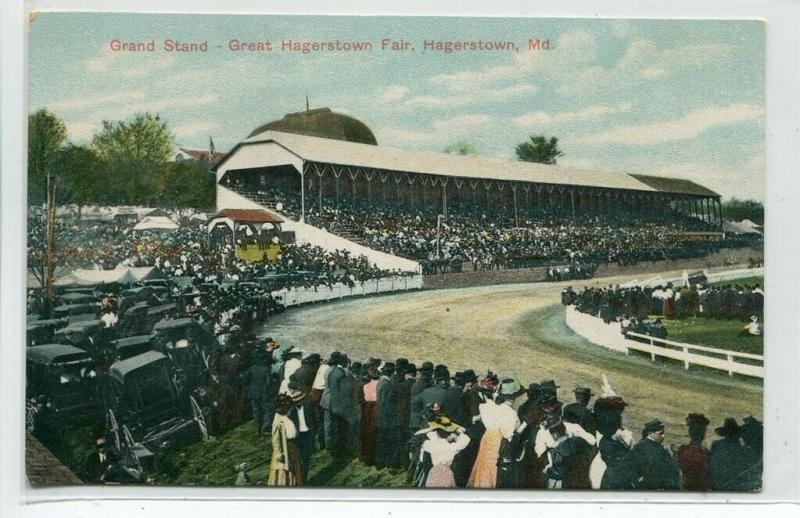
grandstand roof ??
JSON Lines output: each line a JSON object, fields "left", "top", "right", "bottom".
{"left": 630, "top": 174, "right": 720, "bottom": 197}
{"left": 211, "top": 208, "right": 284, "bottom": 223}
{"left": 217, "top": 131, "right": 719, "bottom": 197}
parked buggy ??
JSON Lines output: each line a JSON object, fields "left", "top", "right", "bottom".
{"left": 152, "top": 317, "right": 215, "bottom": 390}
{"left": 104, "top": 351, "right": 213, "bottom": 481}
{"left": 26, "top": 318, "right": 68, "bottom": 346}
{"left": 26, "top": 343, "right": 101, "bottom": 434}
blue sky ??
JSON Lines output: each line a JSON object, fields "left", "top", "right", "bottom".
{"left": 29, "top": 13, "right": 765, "bottom": 200}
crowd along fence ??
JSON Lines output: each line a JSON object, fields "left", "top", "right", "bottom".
{"left": 564, "top": 305, "right": 763, "bottom": 379}
{"left": 271, "top": 274, "right": 423, "bottom": 307}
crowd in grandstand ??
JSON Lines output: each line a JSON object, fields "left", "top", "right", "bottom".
{"left": 220, "top": 180, "right": 760, "bottom": 274}
{"left": 209, "top": 337, "right": 763, "bottom": 490}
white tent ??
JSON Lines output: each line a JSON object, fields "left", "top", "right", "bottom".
{"left": 133, "top": 216, "right": 179, "bottom": 231}
{"left": 27, "top": 266, "right": 158, "bottom": 288}
{"left": 723, "top": 219, "right": 762, "bottom": 235}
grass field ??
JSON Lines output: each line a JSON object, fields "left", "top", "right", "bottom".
{"left": 656, "top": 316, "right": 763, "bottom": 355}
{"left": 152, "top": 420, "right": 408, "bottom": 487}
{"left": 710, "top": 275, "right": 764, "bottom": 288}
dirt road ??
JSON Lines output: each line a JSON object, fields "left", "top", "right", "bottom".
{"left": 262, "top": 271, "right": 763, "bottom": 444}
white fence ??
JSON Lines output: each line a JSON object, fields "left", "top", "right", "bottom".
{"left": 565, "top": 306, "right": 763, "bottom": 379}
{"left": 271, "top": 275, "right": 423, "bottom": 307}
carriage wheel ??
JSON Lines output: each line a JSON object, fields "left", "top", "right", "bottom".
{"left": 25, "top": 402, "right": 38, "bottom": 433}
{"left": 189, "top": 395, "right": 209, "bottom": 441}
{"left": 121, "top": 424, "right": 143, "bottom": 477}
{"left": 106, "top": 409, "right": 121, "bottom": 452}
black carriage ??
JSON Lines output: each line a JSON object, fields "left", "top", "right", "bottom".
{"left": 26, "top": 344, "right": 101, "bottom": 434}
{"left": 151, "top": 317, "right": 214, "bottom": 390}
{"left": 26, "top": 318, "right": 67, "bottom": 346}
{"left": 117, "top": 301, "right": 151, "bottom": 337}
{"left": 53, "top": 319, "right": 108, "bottom": 352}
{"left": 104, "top": 351, "right": 212, "bottom": 480}
{"left": 110, "top": 334, "right": 156, "bottom": 362}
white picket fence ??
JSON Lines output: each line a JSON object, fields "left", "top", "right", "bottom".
{"left": 565, "top": 306, "right": 764, "bottom": 378}
{"left": 271, "top": 275, "right": 423, "bottom": 307}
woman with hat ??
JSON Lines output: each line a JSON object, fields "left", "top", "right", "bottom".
{"left": 467, "top": 378, "right": 523, "bottom": 488}
{"left": 709, "top": 417, "right": 749, "bottom": 490}
{"left": 677, "top": 413, "right": 711, "bottom": 490}
{"left": 413, "top": 413, "right": 471, "bottom": 488}
{"left": 592, "top": 395, "right": 637, "bottom": 490}
{"left": 267, "top": 393, "right": 304, "bottom": 487}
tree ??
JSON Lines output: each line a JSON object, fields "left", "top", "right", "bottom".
{"left": 59, "top": 144, "right": 108, "bottom": 215}
{"left": 28, "top": 109, "right": 67, "bottom": 206}
{"left": 515, "top": 134, "right": 563, "bottom": 165}
{"left": 92, "top": 113, "right": 173, "bottom": 205}
{"left": 721, "top": 198, "right": 764, "bottom": 225}
{"left": 443, "top": 141, "right": 479, "bottom": 156}
{"left": 156, "top": 160, "right": 216, "bottom": 216}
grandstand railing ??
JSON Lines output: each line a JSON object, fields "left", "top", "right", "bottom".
{"left": 271, "top": 274, "right": 423, "bottom": 307}
{"left": 564, "top": 306, "right": 763, "bottom": 379}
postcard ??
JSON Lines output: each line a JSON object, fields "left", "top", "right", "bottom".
{"left": 24, "top": 12, "right": 764, "bottom": 491}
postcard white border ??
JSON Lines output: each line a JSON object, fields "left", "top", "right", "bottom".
{"left": 2, "top": 0, "right": 799, "bottom": 516}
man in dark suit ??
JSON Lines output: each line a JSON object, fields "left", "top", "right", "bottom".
{"left": 632, "top": 419, "right": 681, "bottom": 490}
{"left": 409, "top": 361, "right": 433, "bottom": 433}
{"left": 322, "top": 351, "right": 353, "bottom": 458}
{"left": 393, "top": 361, "right": 414, "bottom": 466}
{"left": 709, "top": 417, "right": 751, "bottom": 490}
{"left": 376, "top": 362, "right": 398, "bottom": 468}
{"left": 289, "top": 353, "right": 321, "bottom": 471}
{"left": 563, "top": 387, "right": 596, "bottom": 435}
{"left": 410, "top": 365, "right": 463, "bottom": 428}
{"left": 241, "top": 348, "right": 272, "bottom": 435}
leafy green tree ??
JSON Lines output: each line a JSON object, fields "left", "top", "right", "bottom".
{"left": 515, "top": 134, "right": 563, "bottom": 165}
{"left": 92, "top": 113, "right": 173, "bottom": 204}
{"left": 443, "top": 141, "right": 479, "bottom": 156}
{"left": 59, "top": 144, "right": 109, "bottom": 216}
{"left": 156, "top": 160, "right": 216, "bottom": 215}
{"left": 721, "top": 198, "right": 764, "bottom": 225}
{"left": 28, "top": 109, "right": 68, "bottom": 205}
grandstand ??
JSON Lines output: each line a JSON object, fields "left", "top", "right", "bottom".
{"left": 213, "top": 109, "right": 731, "bottom": 273}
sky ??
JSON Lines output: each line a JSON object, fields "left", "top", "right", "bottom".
{"left": 28, "top": 13, "right": 765, "bottom": 200}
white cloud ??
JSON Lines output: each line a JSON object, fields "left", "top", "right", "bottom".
{"left": 641, "top": 67, "right": 667, "bottom": 79}
{"left": 86, "top": 47, "right": 176, "bottom": 77}
{"left": 484, "top": 83, "right": 538, "bottom": 100}
{"left": 576, "top": 103, "right": 763, "bottom": 146}
{"left": 64, "top": 120, "right": 101, "bottom": 142}
{"left": 513, "top": 103, "right": 632, "bottom": 128}
{"left": 173, "top": 121, "right": 220, "bottom": 138}
{"left": 399, "top": 94, "right": 473, "bottom": 110}
{"left": 379, "top": 85, "right": 410, "bottom": 102}
{"left": 558, "top": 39, "right": 733, "bottom": 96}
{"left": 50, "top": 91, "right": 146, "bottom": 112}
{"left": 432, "top": 114, "right": 491, "bottom": 133}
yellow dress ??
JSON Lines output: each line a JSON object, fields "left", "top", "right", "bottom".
{"left": 267, "top": 414, "right": 304, "bottom": 486}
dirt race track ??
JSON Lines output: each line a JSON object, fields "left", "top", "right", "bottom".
{"left": 262, "top": 269, "right": 763, "bottom": 446}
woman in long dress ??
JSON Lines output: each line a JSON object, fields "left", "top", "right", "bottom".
{"left": 467, "top": 378, "right": 523, "bottom": 488}
{"left": 268, "top": 394, "right": 304, "bottom": 486}
{"left": 359, "top": 366, "right": 380, "bottom": 466}
{"left": 414, "top": 415, "right": 470, "bottom": 488}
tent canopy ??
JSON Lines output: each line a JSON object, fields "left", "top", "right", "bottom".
{"left": 133, "top": 216, "right": 178, "bottom": 231}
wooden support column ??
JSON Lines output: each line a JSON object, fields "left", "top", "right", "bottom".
{"left": 512, "top": 184, "right": 519, "bottom": 227}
